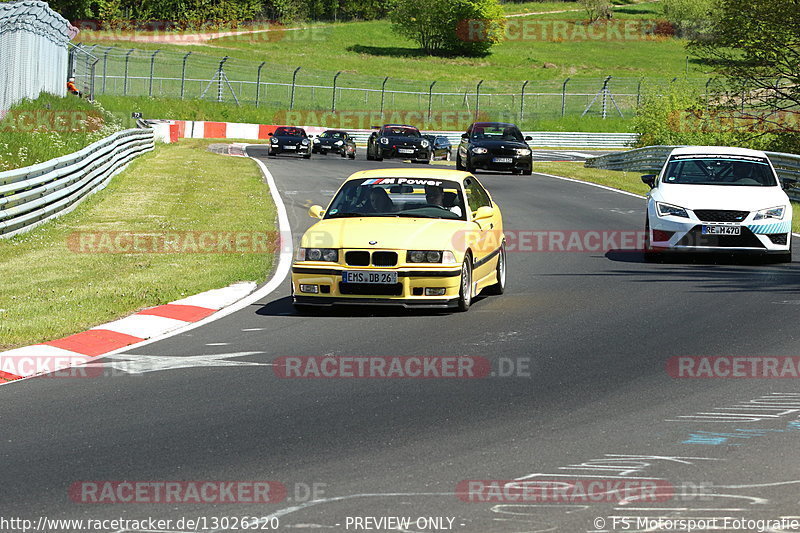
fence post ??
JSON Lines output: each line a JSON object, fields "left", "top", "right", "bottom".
{"left": 148, "top": 50, "right": 160, "bottom": 97}
{"left": 89, "top": 59, "right": 98, "bottom": 102}
{"left": 123, "top": 48, "right": 134, "bottom": 96}
{"left": 518, "top": 80, "right": 529, "bottom": 123}
{"left": 255, "top": 61, "right": 265, "bottom": 107}
{"left": 601, "top": 76, "right": 611, "bottom": 119}
{"left": 561, "top": 77, "right": 570, "bottom": 117}
{"left": 636, "top": 78, "right": 643, "bottom": 107}
{"left": 67, "top": 44, "right": 77, "bottom": 78}
{"left": 332, "top": 71, "right": 342, "bottom": 112}
{"left": 217, "top": 57, "right": 229, "bottom": 103}
{"left": 180, "top": 52, "right": 191, "bottom": 99}
{"left": 427, "top": 81, "right": 436, "bottom": 120}
{"left": 475, "top": 80, "right": 483, "bottom": 120}
{"left": 380, "top": 76, "right": 389, "bottom": 115}
{"left": 102, "top": 48, "right": 109, "bottom": 94}
{"left": 290, "top": 67, "right": 301, "bottom": 110}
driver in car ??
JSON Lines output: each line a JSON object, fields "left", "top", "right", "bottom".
{"left": 425, "top": 185, "right": 463, "bottom": 217}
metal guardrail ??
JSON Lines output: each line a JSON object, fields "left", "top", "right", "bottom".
{"left": 346, "top": 130, "right": 639, "bottom": 149}
{"left": 585, "top": 145, "right": 800, "bottom": 201}
{"left": 0, "top": 128, "right": 155, "bottom": 237}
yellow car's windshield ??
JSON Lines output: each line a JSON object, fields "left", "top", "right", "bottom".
{"left": 326, "top": 178, "right": 466, "bottom": 220}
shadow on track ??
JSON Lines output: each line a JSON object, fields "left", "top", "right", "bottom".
{"left": 256, "top": 296, "right": 487, "bottom": 318}
{"left": 584, "top": 249, "right": 800, "bottom": 294}
{"left": 605, "top": 249, "right": 793, "bottom": 266}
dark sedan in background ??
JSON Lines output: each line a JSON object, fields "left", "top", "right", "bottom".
{"left": 422, "top": 134, "right": 452, "bottom": 161}
{"left": 311, "top": 129, "right": 356, "bottom": 159}
{"left": 366, "top": 124, "right": 431, "bottom": 163}
{"left": 268, "top": 126, "right": 312, "bottom": 158}
{"left": 457, "top": 122, "right": 533, "bottom": 175}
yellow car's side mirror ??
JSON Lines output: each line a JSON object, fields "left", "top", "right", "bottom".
{"left": 308, "top": 205, "right": 325, "bottom": 219}
{"left": 473, "top": 205, "right": 495, "bottom": 221}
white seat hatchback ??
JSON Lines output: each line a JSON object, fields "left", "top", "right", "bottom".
{"left": 643, "top": 146, "right": 793, "bottom": 262}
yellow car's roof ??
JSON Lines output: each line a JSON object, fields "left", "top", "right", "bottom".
{"left": 344, "top": 168, "right": 474, "bottom": 183}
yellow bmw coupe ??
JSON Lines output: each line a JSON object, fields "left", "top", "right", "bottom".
{"left": 291, "top": 168, "right": 505, "bottom": 311}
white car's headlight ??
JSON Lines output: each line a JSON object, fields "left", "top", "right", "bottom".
{"left": 472, "top": 147, "right": 488, "bottom": 154}
{"left": 754, "top": 206, "right": 785, "bottom": 220}
{"left": 515, "top": 148, "right": 531, "bottom": 156}
{"left": 296, "top": 248, "right": 338, "bottom": 262}
{"left": 421, "top": 140, "right": 430, "bottom": 148}
{"left": 379, "top": 137, "right": 389, "bottom": 145}
{"left": 656, "top": 202, "right": 689, "bottom": 218}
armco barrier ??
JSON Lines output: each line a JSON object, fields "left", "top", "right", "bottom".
{"left": 586, "top": 146, "right": 800, "bottom": 201}
{"left": 146, "top": 119, "right": 639, "bottom": 149}
{"left": 0, "top": 128, "right": 155, "bottom": 237}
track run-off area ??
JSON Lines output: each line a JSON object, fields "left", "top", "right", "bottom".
{"left": 2, "top": 148, "right": 800, "bottom": 533}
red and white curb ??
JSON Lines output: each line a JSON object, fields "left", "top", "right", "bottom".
{"left": 0, "top": 150, "right": 293, "bottom": 385}
{"left": 0, "top": 282, "right": 256, "bottom": 381}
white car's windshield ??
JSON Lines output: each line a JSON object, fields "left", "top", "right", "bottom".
{"left": 326, "top": 178, "right": 465, "bottom": 220}
{"left": 663, "top": 155, "right": 778, "bottom": 186}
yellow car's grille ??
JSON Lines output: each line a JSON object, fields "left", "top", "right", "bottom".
{"left": 344, "top": 250, "right": 398, "bottom": 267}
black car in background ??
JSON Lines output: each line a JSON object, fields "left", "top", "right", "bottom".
{"left": 268, "top": 126, "right": 312, "bottom": 158}
{"left": 312, "top": 129, "right": 356, "bottom": 159}
{"left": 457, "top": 122, "right": 533, "bottom": 175}
{"left": 422, "top": 134, "right": 452, "bottom": 161}
{"left": 366, "top": 124, "right": 431, "bottom": 163}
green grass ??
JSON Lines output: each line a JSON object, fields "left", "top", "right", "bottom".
{"left": 534, "top": 162, "right": 800, "bottom": 233}
{"left": 72, "top": 0, "right": 695, "bottom": 127}
{"left": 81, "top": 10, "right": 693, "bottom": 83}
{"left": 501, "top": 1, "right": 583, "bottom": 15}
{"left": 0, "top": 139, "right": 276, "bottom": 351}
{"left": 0, "top": 94, "right": 125, "bottom": 171}
{"left": 534, "top": 161, "right": 650, "bottom": 194}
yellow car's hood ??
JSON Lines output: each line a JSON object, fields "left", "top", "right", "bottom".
{"left": 302, "top": 216, "right": 466, "bottom": 251}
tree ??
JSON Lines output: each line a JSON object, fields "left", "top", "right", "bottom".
{"left": 389, "top": 0, "right": 505, "bottom": 57}
{"left": 661, "top": 0, "right": 716, "bottom": 37}
{"left": 579, "top": 0, "right": 611, "bottom": 23}
{"left": 689, "top": 0, "right": 800, "bottom": 136}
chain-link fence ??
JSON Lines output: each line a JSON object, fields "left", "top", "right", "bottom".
{"left": 75, "top": 45, "right": 712, "bottom": 121}
{"left": 0, "top": 1, "right": 77, "bottom": 116}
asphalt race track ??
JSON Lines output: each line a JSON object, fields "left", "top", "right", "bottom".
{"left": 2, "top": 149, "right": 800, "bottom": 533}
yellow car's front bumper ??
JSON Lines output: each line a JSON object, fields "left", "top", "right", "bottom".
{"left": 291, "top": 264, "right": 462, "bottom": 308}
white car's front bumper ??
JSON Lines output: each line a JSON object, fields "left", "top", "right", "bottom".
{"left": 648, "top": 207, "right": 791, "bottom": 253}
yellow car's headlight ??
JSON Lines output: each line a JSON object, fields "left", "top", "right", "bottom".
{"left": 296, "top": 248, "right": 338, "bottom": 262}
{"left": 407, "top": 250, "right": 457, "bottom": 264}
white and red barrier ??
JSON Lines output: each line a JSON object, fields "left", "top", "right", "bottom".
{"left": 149, "top": 120, "right": 371, "bottom": 144}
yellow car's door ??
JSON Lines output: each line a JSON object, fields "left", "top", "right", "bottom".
{"left": 463, "top": 177, "right": 500, "bottom": 290}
